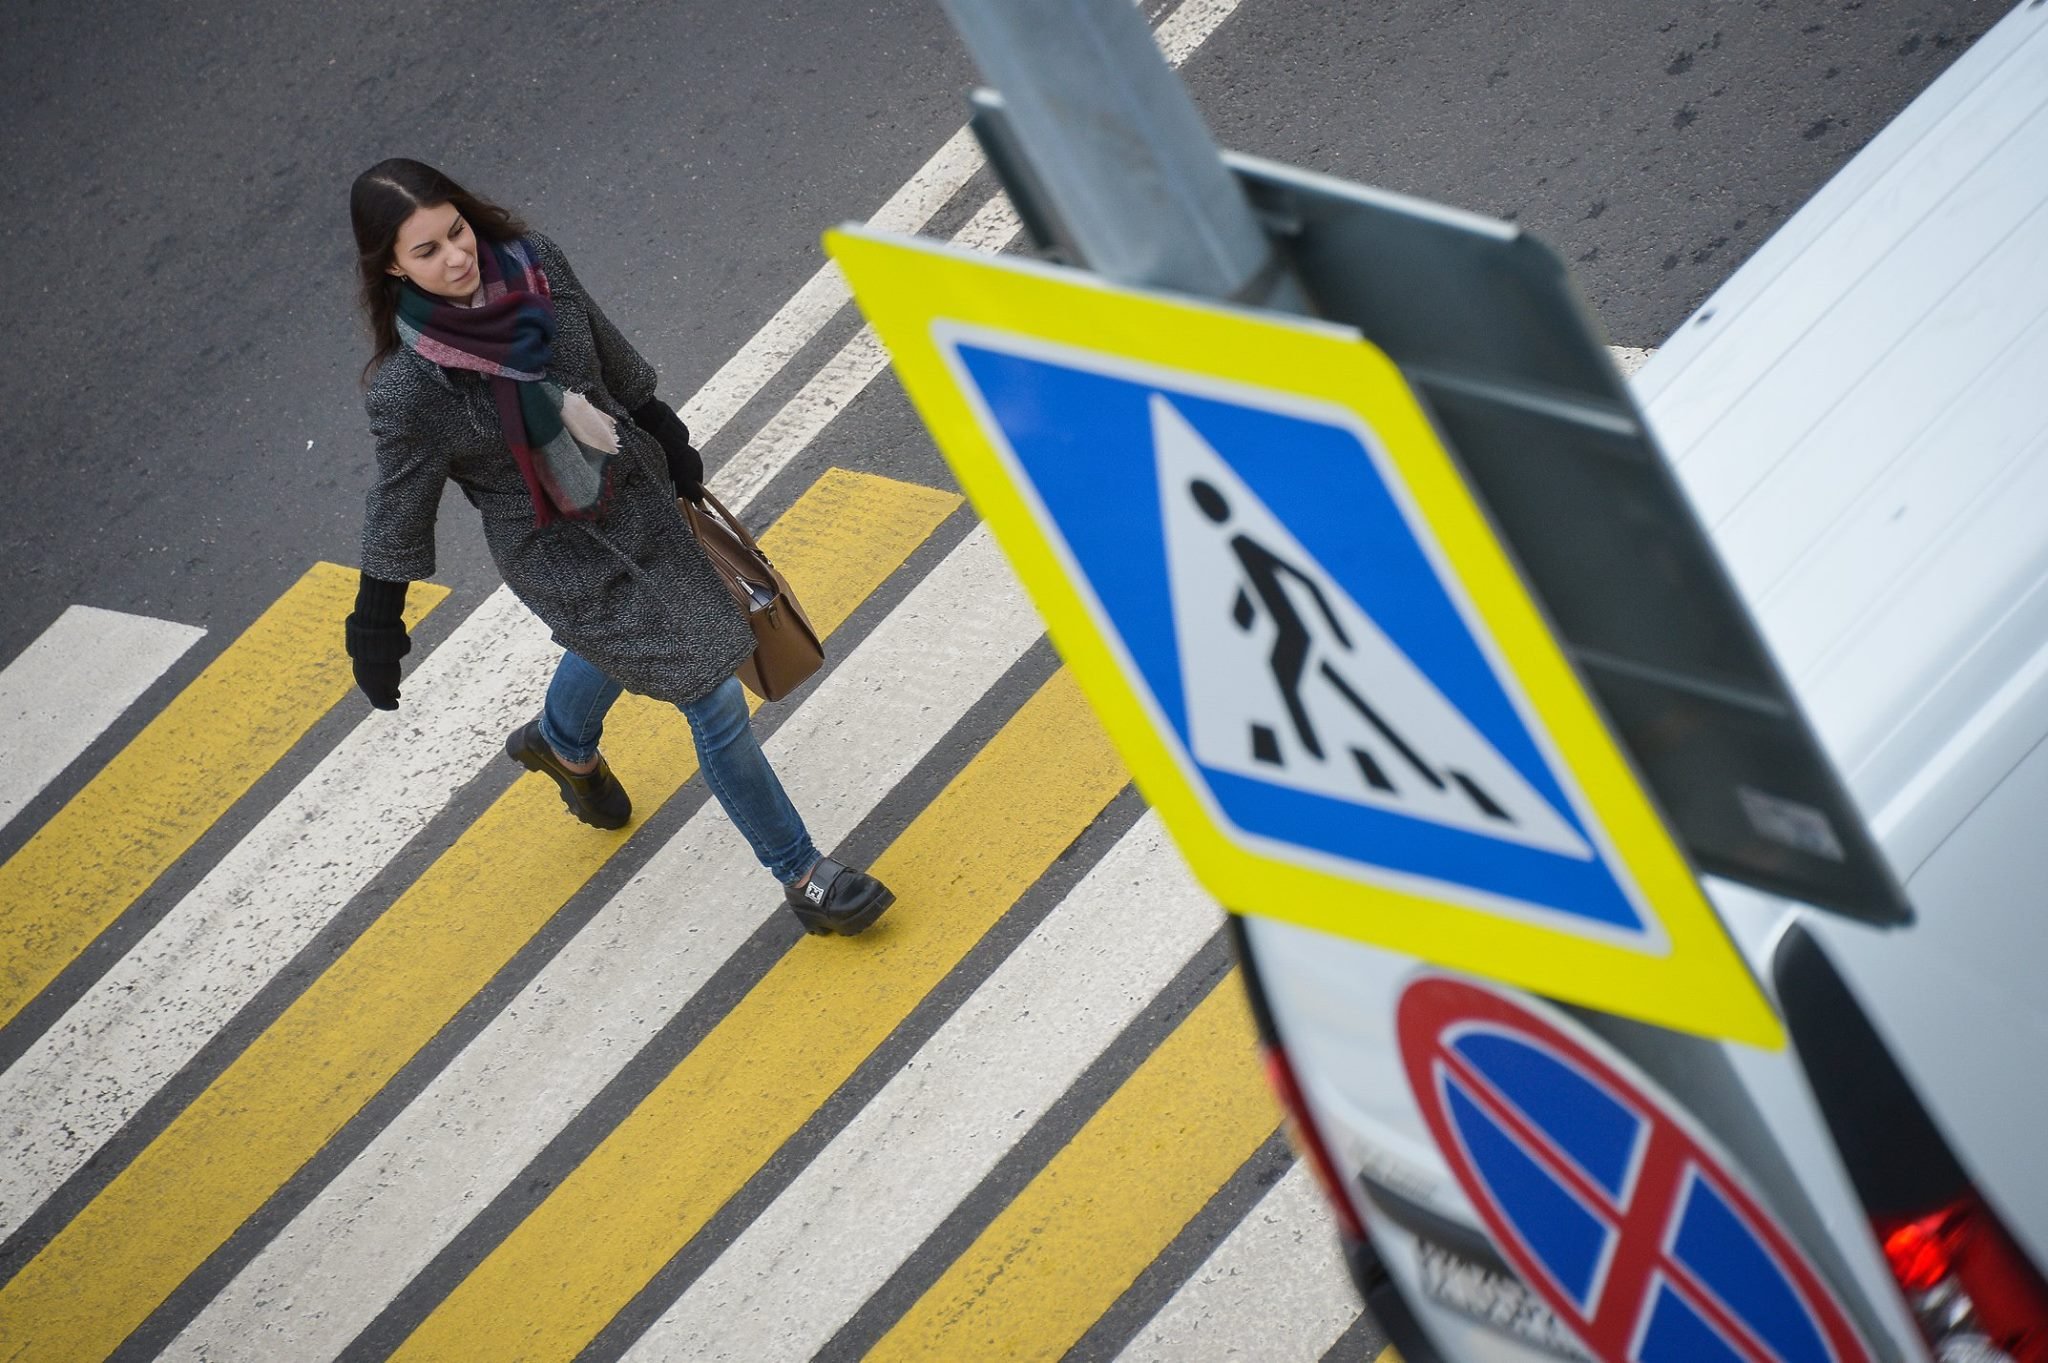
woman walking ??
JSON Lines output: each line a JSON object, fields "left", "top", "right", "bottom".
{"left": 341, "top": 158, "right": 891, "bottom": 936}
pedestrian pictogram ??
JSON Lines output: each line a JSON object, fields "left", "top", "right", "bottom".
{"left": 1397, "top": 976, "right": 1873, "bottom": 1363}
{"left": 828, "top": 225, "right": 1783, "bottom": 1047}
{"left": 1157, "top": 395, "right": 1588, "bottom": 859}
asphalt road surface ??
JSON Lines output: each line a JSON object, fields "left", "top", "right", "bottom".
{"left": 0, "top": 0, "right": 2002, "bottom": 659}
{"left": 0, "top": 2, "right": 2008, "bottom": 1361}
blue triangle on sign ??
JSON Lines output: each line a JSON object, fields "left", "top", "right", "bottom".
{"left": 950, "top": 338, "right": 1650, "bottom": 937}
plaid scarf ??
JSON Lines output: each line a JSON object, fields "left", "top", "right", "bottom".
{"left": 395, "top": 236, "right": 614, "bottom": 526}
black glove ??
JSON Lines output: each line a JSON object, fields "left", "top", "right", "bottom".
{"left": 344, "top": 573, "right": 411, "bottom": 710}
{"left": 630, "top": 398, "right": 704, "bottom": 502}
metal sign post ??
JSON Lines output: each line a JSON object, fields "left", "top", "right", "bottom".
{"left": 936, "top": 0, "right": 1303, "bottom": 308}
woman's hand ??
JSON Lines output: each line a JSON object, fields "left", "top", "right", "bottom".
{"left": 630, "top": 398, "right": 704, "bottom": 502}
{"left": 345, "top": 574, "right": 412, "bottom": 710}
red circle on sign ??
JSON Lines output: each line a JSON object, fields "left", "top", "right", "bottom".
{"left": 1396, "top": 976, "right": 1873, "bottom": 1363}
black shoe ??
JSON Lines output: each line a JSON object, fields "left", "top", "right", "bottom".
{"left": 505, "top": 720, "right": 632, "bottom": 830}
{"left": 786, "top": 857, "right": 895, "bottom": 936}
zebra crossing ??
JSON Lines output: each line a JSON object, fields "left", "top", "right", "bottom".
{"left": 0, "top": 475, "right": 1369, "bottom": 1363}
{"left": 0, "top": 4, "right": 1387, "bottom": 1360}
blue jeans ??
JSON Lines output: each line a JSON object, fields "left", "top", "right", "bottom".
{"left": 538, "top": 652, "right": 820, "bottom": 885}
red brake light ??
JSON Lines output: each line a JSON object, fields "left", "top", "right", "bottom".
{"left": 1878, "top": 1195, "right": 2048, "bottom": 1363}
{"left": 1884, "top": 1209, "right": 1963, "bottom": 1293}
{"left": 1260, "top": 1044, "right": 1368, "bottom": 1245}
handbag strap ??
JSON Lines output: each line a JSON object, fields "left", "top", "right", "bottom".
{"left": 692, "top": 488, "right": 766, "bottom": 559}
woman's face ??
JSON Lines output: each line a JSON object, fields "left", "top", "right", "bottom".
{"left": 385, "top": 202, "right": 481, "bottom": 300}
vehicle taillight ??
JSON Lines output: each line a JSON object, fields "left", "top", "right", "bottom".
{"left": 1878, "top": 1194, "right": 2048, "bottom": 1363}
{"left": 1260, "top": 1043, "right": 1368, "bottom": 1245}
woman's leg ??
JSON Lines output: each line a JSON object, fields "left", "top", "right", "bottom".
{"left": 681, "top": 676, "right": 893, "bottom": 934}
{"left": 681, "top": 676, "right": 819, "bottom": 885}
{"left": 509, "top": 651, "right": 632, "bottom": 830}
{"left": 539, "top": 651, "right": 623, "bottom": 766}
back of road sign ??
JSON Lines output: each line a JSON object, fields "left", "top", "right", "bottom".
{"left": 1228, "top": 154, "right": 1909, "bottom": 931}
{"left": 831, "top": 225, "right": 1783, "bottom": 1048}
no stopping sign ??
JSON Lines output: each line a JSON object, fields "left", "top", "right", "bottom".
{"left": 1395, "top": 976, "right": 1873, "bottom": 1363}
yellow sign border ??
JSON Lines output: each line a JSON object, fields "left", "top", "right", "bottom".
{"left": 828, "top": 226, "right": 1781, "bottom": 1049}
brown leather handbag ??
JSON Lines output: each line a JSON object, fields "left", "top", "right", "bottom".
{"left": 680, "top": 490, "right": 824, "bottom": 701}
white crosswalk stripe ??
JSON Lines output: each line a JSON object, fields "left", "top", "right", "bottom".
{"left": 622, "top": 811, "right": 1218, "bottom": 1363}
{"left": 710, "top": 0, "right": 1243, "bottom": 512}
{"left": 1608, "top": 344, "right": 1656, "bottom": 379}
{"left": 677, "top": 124, "right": 984, "bottom": 446}
{"left": 1116, "top": 1165, "right": 1361, "bottom": 1363}
{"left": 681, "top": 0, "right": 1236, "bottom": 459}
{"left": 0, "top": 605, "right": 203, "bottom": 831}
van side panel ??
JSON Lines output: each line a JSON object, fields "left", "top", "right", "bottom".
{"left": 1634, "top": 4, "right": 2048, "bottom": 875}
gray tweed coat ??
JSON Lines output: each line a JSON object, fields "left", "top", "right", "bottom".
{"left": 359, "top": 232, "right": 752, "bottom": 708}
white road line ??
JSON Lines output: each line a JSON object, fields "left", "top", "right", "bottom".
{"left": 620, "top": 811, "right": 1219, "bottom": 1363}
{"left": 1155, "top": 0, "right": 1246, "bottom": 63}
{"left": 725, "top": 187, "right": 1622, "bottom": 513}
{"left": 678, "top": 126, "right": 982, "bottom": 446}
{"left": 715, "top": 328, "right": 895, "bottom": 510}
{"left": 1609, "top": 345, "right": 1656, "bottom": 379}
{"left": 1114, "top": 1165, "right": 1363, "bottom": 1363}
{"left": 0, "top": 590, "right": 559, "bottom": 1238}
{"left": 678, "top": 0, "right": 1243, "bottom": 449}
{"left": 952, "top": 194, "right": 1026, "bottom": 254}
{"left": 0, "top": 605, "right": 204, "bottom": 831}
{"left": 712, "top": 193, "right": 1020, "bottom": 511}
{"left": 711, "top": 0, "right": 1241, "bottom": 509}
{"left": 166, "top": 528, "right": 1044, "bottom": 1363}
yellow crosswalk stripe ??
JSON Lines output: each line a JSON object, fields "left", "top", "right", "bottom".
{"left": 0, "top": 563, "right": 447, "bottom": 1029}
{"left": 387, "top": 668, "right": 1127, "bottom": 1363}
{"left": 0, "top": 472, "right": 958, "bottom": 1363}
{"left": 865, "top": 969, "right": 1278, "bottom": 1363}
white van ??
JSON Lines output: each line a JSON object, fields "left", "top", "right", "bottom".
{"left": 1238, "top": 3, "right": 2048, "bottom": 1359}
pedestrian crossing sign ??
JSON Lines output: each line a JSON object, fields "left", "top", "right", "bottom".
{"left": 828, "top": 227, "right": 1781, "bottom": 1048}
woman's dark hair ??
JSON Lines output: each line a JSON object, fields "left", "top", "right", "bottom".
{"left": 350, "top": 158, "right": 527, "bottom": 382}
